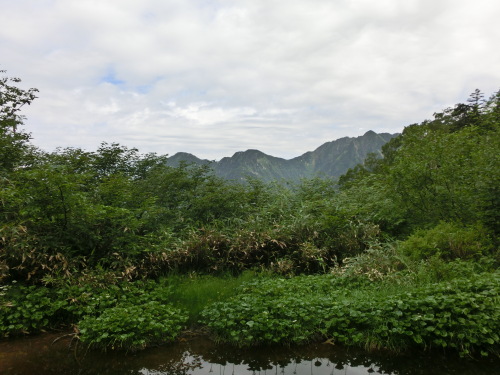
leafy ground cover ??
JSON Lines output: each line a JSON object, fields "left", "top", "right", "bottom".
{"left": 201, "top": 267, "right": 499, "bottom": 357}
{"left": 78, "top": 301, "right": 187, "bottom": 351}
{"left": 0, "top": 271, "right": 260, "bottom": 351}
{"left": 2, "top": 257, "right": 497, "bottom": 357}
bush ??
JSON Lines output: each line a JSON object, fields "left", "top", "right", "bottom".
{"left": 137, "top": 215, "right": 380, "bottom": 277}
{"left": 0, "top": 224, "right": 76, "bottom": 284}
{"left": 200, "top": 275, "right": 338, "bottom": 346}
{"left": 0, "top": 284, "right": 66, "bottom": 337}
{"left": 399, "top": 222, "right": 493, "bottom": 260}
{"left": 333, "top": 242, "right": 407, "bottom": 281}
{"left": 365, "top": 275, "right": 500, "bottom": 356}
{"left": 78, "top": 301, "right": 188, "bottom": 351}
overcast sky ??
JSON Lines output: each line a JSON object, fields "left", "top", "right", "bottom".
{"left": 1, "top": 0, "right": 499, "bottom": 160}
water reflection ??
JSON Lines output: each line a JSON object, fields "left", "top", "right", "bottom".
{"left": 1, "top": 333, "right": 498, "bottom": 375}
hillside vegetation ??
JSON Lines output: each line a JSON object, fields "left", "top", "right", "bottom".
{"left": 0, "top": 72, "right": 498, "bottom": 356}
{"left": 167, "top": 130, "right": 396, "bottom": 182}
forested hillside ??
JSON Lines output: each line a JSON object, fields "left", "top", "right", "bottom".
{"left": 167, "top": 130, "right": 396, "bottom": 182}
{"left": 1, "top": 71, "right": 498, "bottom": 356}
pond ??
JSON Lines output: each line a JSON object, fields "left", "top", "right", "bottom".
{"left": 1, "top": 332, "right": 498, "bottom": 375}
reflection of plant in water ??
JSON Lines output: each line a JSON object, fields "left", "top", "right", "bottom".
{"left": 145, "top": 351, "right": 203, "bottom": 375}
{"left": 2, "top": 332, "right": 499, "bottom": 375}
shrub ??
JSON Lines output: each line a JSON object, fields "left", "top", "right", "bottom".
{"left": 360, "top": 274, "right": 500, "bottom": 356}
{"left": 399, "top": 222, "right": 493, "bottom": 260}
{"left": 56, "top": 277, "right": 174, "bottom": 321}
{"left": 200, "top": 275, "right": 346, "bottom": 346}
{"left": 0, "top": 224, "right": 75, "bottom": 284}
{"left": 333, "top": 242, "right": 407, "bottom": 281}
{"left": 0, "top": 284, "right": 66, "bottom": 337}
{"left": 78, "top": 301, "right": 188, "bottom": 351}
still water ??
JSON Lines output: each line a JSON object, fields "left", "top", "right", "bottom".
{"left": 1, "top": 333, "right": 498, "bottom": 375}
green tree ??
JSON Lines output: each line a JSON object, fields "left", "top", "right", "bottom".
{"left": 337, "top": 89, "right": 499, "bottom": 236}
{"left": 481, "top": 89, "right": 500, "bottom": 131}
{"left": 388, "top": 119, "right": 499, "bottom": 233}
{"left": 0, "top": 70, "right": 38, "bottom": 173}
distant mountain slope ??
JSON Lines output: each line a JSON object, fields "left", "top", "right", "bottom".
{"left": 167, "top": 131, "right": 397, "bottom": 182}
{"left": 165, "top": 152, "right": 211, "bottom": 168}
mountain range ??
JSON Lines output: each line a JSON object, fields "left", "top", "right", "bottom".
{"left": 167, "top": 130, "right": 397, "bottom": 182}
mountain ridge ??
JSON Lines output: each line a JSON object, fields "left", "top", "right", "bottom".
{"left": 167, "top": 131, "right": 398, "bottom": 182}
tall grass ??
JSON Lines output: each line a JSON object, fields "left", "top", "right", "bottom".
{"left": 163, "top": 270, "right": 264, "bottom": 324}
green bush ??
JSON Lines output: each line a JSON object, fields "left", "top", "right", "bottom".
{"left": 56, "top": 277, "right": 174, "bottom": 321}
{"left": 201, "top": 275, "right": 338, "bottom": 346}
{"left": 78, "top": 301, "right": 188, "bottom": 351}
{"left": 0, "top": 284, "right": 66, "bottom": 337}
{"left": 399, "top": 222, "right": 493, "bottom": 260}
{"left": 333, "top": 242, "right": 407, "bottom": 281}
{"left": 362, "top": 275, "right": 500, "bottom": 356}
{"left": 0, "top": 275, "right": 177, "bottom": 338}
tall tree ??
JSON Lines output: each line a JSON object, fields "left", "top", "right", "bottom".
{"left": 0, "top": 70, "right": 38, "bottom": 172}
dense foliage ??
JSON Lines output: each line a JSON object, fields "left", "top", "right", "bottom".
{"left": 0, "top": 71, "right": 498, "bottom": 355}
{"left": 78, "top": 302, "right": 187, "bottom": 351}
{"left": 201, "top": 268, "right": 499, "bottom": 357}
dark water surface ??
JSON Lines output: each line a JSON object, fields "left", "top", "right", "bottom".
{"left": 1, "top": 332, "right": 498, "bottom": 375}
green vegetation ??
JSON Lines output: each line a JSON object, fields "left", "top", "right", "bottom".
{"left": 0, "top": 70, "right": 499, "bottom": 356}
{"left": 201, "top": 261, "right": 499, "bottom": 357}
{"left": 78, "top": 302, "right": 187, "bottom": 351}
{"left": 165, "top": 271, "right": 259, "bottom": 323}
{"left": 399, "top": 221, "right": 493, "bottom": 261}
{"left": 166, "top": 131, "right": 396, "bottom": 183}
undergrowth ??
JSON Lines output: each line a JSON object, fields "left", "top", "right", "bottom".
{"left": 1, "top": 256, "right": 498, "bottom": 356}
{"left": 200, "top": 267, "right": 499, "bottom": 358}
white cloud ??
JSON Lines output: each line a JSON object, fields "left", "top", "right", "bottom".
{"left": 1, "top": 0, "right": 499, "bottom": 160}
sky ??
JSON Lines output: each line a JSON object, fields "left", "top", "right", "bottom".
{"left": 1, "top": 0, "right": 499, "bottom": 160}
